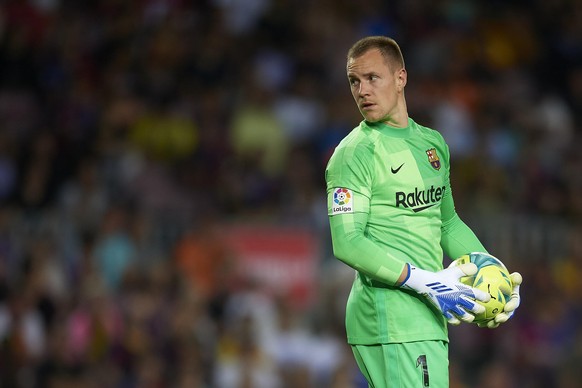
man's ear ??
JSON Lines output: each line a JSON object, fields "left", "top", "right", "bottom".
{"left": 397, "top": 68, "right": 407, "bottom": 91}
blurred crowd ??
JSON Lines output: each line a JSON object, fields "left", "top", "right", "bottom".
{"left": 0, "top": 0, "right": 580, "bottom": 387}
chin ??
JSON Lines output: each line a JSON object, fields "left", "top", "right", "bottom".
{"left": 363, "top": 115, "right": 382, "bottom": 123}
{"left": 360, "top": 109, "right": 385, "bottom": 123}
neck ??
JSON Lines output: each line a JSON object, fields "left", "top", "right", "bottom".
{"left": 382, "top": 112, "right": 409, "bottom": 128}
{"left": 382, "top": 97, "right": 408, "bottom": 127}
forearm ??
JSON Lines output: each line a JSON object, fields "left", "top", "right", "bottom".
{"left": 440, "top": 213, "right": 487, "bottom": 259}
{"left": 329, "top": 213, "right": 407, "bottom": 285}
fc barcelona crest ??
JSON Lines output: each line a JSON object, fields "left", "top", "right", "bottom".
{"left": 426, "top": 148, "right": 441, "bottom": 170}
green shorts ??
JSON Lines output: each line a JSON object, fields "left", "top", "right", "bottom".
{"left": 351, "top": 341, "right": 449, "bottom": 388}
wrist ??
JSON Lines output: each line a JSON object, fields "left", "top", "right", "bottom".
{"left": 396, "top": 263, "right": 411, "bottom": 286}
{"left": 400, "top": 263, "right": 428, "bottom": 290}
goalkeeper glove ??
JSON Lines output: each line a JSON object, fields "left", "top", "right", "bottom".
{"left": 400, "top": 263, "right": 491, "bottom": 325}
{"left": 477, "top": 271, "right": 522, "bottom": 329}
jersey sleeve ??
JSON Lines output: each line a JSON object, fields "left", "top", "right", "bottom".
{"left": 328, "top": 212, "right": 407, "bottom": 285}
{"left": 326, "top": 141, "right": 406, "bottom": 285}
{"left": 438, "top": 136, "right": 487, "bottom": 259}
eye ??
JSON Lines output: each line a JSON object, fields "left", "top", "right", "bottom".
{"left": 349, "top": 78, "right": 360, "bottom": 87}
{"left": 368, "top": 74, "right": 379, "bottom": 81}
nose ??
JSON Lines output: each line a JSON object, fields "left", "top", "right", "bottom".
{"left": 357, "top": 81, "right": 370, "bottom": 97}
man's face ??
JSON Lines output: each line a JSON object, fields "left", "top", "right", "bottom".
{"left": 347, "top": 49, "right": 406, "bottom": 124}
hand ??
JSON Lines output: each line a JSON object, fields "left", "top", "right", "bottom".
{"left": 400, "top": 263, "right": 491, "bottom": 325}
{"left": 477, "top": 272, "right": 522, "bottom": 329}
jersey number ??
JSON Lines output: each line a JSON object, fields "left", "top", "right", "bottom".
{"left": 416, "top": 355, "right": 430, "bottom": 387}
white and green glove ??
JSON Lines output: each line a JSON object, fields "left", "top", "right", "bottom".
{"left": 478, "top": 271, "right": 522, "bottom": 329}
{"left": 401, "top": 263, "right": 491, "bottom": 325}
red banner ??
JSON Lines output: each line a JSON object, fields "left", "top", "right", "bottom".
{"left": 225, "top": 225, "right": 320, "bottom": 309}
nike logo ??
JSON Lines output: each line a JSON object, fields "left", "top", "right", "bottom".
{"left": 391, "top": 163, "right": 404, "bottom": 174}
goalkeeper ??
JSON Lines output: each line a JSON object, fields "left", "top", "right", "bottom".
{"left": 326, "top": 36, "right": 522, "bottom": 388}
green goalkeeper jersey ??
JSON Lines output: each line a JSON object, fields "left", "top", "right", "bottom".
{"left": 326, "top": 118, "right": 486, "bottom": 345}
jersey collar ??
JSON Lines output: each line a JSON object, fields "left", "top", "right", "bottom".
{"left": 364, "top": 117, "right": 414, "bottom": 138}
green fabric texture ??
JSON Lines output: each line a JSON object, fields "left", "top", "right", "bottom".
{"left": 351, "top": 341, "right": 449, "bottom": 388}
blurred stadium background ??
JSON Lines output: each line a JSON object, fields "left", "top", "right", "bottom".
{"left": 0, "top": 0, "right": 580, "bottom": 387}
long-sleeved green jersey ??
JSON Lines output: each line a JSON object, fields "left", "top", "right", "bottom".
{"left": 326, "top": 118, "right": 486, "bottom": 344}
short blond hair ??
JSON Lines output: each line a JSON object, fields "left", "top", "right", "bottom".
{"left": 347, "top": 36, "right": 405, "bottom": 70}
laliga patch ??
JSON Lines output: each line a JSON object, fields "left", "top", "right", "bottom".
{"left": 332, "top": 188, "right": 354, "bottom": 215}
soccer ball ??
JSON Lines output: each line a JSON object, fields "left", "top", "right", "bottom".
{"left": 454, "top": 252, "right": 513, "bottom": 324}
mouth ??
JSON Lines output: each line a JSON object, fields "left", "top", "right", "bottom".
{"left": 360, "top": 102, "right": 375, "bottom": 110}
